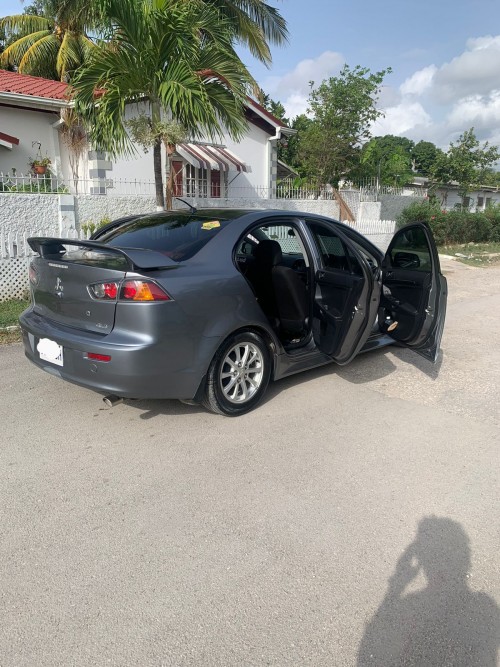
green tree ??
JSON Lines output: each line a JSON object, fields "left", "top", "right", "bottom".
{"left": 0, "top": 0, "right": 104, "bottom": 81}
{"left": 412, "top": 140, "right": 442, "bottom": 176}
{"left": 358, "top": 134, "right": 414, "bottom": 184}
{"left": 73, "top": 0, "right": 254, "bottom": 209}
{"left": 299, "top": 64, "right": 391, "bottom": 187}
{"left": 431, "top": 128, "right": 500, "bottom": 203}
{"left": 278, "top": 113, "right": 313, "bottom": 177}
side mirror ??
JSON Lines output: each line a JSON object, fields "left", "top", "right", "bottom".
{"left": 393, "top": 251, "right": 421, "bottom": 269}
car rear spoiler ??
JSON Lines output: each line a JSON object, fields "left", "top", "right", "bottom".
{"left": 28, "top": 237, "right": 179, "bottom": 270}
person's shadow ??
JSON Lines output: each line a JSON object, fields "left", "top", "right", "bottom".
{"left": 357, "top": 517, "right": 499, "bottom": 666}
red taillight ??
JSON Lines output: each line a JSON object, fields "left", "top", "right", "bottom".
{"left": 89, "top": 282, "right": 118, "bottom": 300}
{"left": 120, "top": 280, "right": 170, "bottom": 302}
{"left": 89, "top": 280, "right": 170, "bottom": 302}
{"left": 87, "top": 352, "right": 111, "bottom": 362}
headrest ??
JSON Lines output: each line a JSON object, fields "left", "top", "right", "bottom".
{"left": 254, "top": 239, "right": 282, "bottom": 266}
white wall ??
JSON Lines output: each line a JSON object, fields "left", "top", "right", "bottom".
{"left": 76, "top": 195, "right": 156, "bottom": 224}
{"left": 107, "top": 103, "right": 272, "bottom": 192}
{"left": 0, "top": 193, "right": 59, "bottom": 232}
{"left": 0, "top": 106, "right": 63, "bottom": 177}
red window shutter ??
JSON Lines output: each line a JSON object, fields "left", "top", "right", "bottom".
{"left": 172, "top": 161, "right": 183, "bottom": 196}
{"left": 210, "top": 170, "right": 221, "bottom": 198}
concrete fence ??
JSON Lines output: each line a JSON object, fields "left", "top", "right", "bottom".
{"left": 0, "top": 190, "right": 398, "bottom": 300}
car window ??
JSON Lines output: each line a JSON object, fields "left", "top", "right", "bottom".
{"left": 98, "top": 214, "right": 230, "bottom": 262}
{"left": 307, "top": 221, "right": 361, "bottom": 274}
{"left": 265, "top": 225, "right": 303, "bottom": 255}
{"left": 236, "top": 223, "right": 306, "bottom": 261}
{"left": 389, "top": 226, "right": 432, "bottom": 271}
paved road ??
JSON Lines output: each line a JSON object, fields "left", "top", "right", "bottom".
{"left": 1, "top": 260, "right": 499, "bottom": 666}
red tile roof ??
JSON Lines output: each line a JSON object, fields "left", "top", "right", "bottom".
{"left": 0, "top": 70, "right": 70, "bottom": 100}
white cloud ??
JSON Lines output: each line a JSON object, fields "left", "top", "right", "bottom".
{"left": 400, "top": 66, "right": 437, "bottom": 96}
{"left": 372, "top": 101, "right": 432, "bottom": 136}
{"left": 446, "top": 92, "right": 500, "bottom": 135}
{"left": 261, "top": 50, "right": 345, "bottom": 119}
{"left": 371, "top": 35, "right": 500, "bottom": 147}
{"left": 260, "top": 36, "right": 500, "bottom": 148}
{"left": 432, "top": 36, "right": 500, "bottom": 104}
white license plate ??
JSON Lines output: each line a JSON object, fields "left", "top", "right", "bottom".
{"left": 37, "top": 337, "right": 64, "bottom": 367}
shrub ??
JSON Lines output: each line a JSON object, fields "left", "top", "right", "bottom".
{"left": 398, "top": 201, "right": 494, "bottom": 244}
{"left": 396, "top": 200, "right": 441, "bottom": 228}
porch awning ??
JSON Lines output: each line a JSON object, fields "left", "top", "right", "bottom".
{"left": 0, "top": 131, "right": 20, "bottom": 150}
{"left": 176, "top": 143, "right": 247, "bottom": 172}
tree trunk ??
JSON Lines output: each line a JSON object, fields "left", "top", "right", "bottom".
{"left": 165, "top": 153, "right": 174, "bottom": 211}
{"left": 152, "top": 101, "right": 165, "bottom": 210}
{"left": 153, "top": 138, "right": 165, "bottom": 210}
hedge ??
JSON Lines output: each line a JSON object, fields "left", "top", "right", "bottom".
{"left": 396, "top": 201, "right": 500, "bottom": 245}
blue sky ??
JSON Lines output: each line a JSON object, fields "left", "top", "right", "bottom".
{"left": 3, "top": 0, "right": 500, "bottom": 148}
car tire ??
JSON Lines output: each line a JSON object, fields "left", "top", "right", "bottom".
{"left": 202, "top": 330, "right": 271, "bottom": 416}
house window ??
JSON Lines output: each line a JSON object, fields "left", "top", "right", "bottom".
{"left": 477, "top": 196, "right": 484, "bottom": 208}
{"left": 211, "top": 170, "right": 221, "bottom": 198}
{"left": 172, "top": 162, "right": 223, "bottom": 198}
{"left": 486, "top": 197, "right": 492, "bottom": 208}
{"left": 198, "top": 168, "right": 208, "bottom": 198}
{"left": 186, "top": 164, "right": 196, "bottom": 197}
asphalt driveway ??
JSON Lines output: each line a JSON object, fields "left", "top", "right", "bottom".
{"left": 1, "top": 259, "right": 499, "bottom": 666}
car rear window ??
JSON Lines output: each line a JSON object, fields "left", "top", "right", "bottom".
{"left": 98, "top": 215, "right": 230, "bottom": 262}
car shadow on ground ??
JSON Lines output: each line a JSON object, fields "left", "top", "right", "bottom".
{"left": 336, "top": 345, "right": 444, "bottom": 384}
{"left": 357, "top": 516, "right": 499, "bottom": 666}
{"left": 118, "top": 346, "right": 444, "bottom": 419}
{"left": 119, "top": 398, "right": 207, "bottom": 420}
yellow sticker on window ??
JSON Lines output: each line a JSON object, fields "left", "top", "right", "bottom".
{"left": 201, "top": 221, "right": 221, "bottom": 230}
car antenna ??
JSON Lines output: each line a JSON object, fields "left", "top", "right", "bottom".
{"left": 175, "top": 198, "right": 197, "bottom": 214}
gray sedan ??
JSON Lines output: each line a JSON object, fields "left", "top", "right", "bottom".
{"left": 20, "top": 209, "right": 447, "bottom": 415}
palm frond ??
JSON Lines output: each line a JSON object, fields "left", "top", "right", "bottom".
{"left": 1, "top": 30, "right": 52, "bottom": 70}
{"left": 19, "top": 33, "right": 60, "bottom": 78}
{"left": 56, "top": 30, "right": 85, "bottom": 78}
{"left": 0, "top": 14, "right": 51, "bottom": 36}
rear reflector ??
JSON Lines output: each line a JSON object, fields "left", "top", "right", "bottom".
{"left": 29, "top": 263, "right": 39, "bottom": 286}
{"left": 87, "top": 353, "right": 111, "bottom": 362}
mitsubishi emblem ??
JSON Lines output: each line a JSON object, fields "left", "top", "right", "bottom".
{"left": 55, "top": 276, "right": 64, "bottom": 297}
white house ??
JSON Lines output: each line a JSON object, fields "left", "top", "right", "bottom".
{"left": 0, "top": 69, "right": 71, "bottom": 179}
{"left": 0, "top": 69, "right": 293, "bottom": 201}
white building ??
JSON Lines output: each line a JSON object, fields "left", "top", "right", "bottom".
{"left": 0, "top": 69, "right": 293, "bottom": 201}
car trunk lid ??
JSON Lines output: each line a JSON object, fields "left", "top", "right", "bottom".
{"left": 28, "top": 238, "right": 178, "bottom": 334}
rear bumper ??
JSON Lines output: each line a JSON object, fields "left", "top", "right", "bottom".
{"left": 19, "top": 309, "right": 218, "bottom": 400}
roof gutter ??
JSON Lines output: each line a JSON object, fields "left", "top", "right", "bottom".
{"left": 0, "top": 91, "right": 71, "bottom": 111}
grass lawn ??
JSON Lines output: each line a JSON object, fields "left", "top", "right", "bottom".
{"left": 439, "top": 242, "right": 500, "bottom": 266}
{"left": 0, "top": 299, "right": 29, "bottom": 343}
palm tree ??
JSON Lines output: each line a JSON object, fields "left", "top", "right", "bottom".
{"left": 73, "top": 0, "right": 255, "bottom": 208}
{"left": 0, "top": 0, "right": 105, "bottom": 81}
{"left": 197, "top": 0, "right": 288, "bottom": 66}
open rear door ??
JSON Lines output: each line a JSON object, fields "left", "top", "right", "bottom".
{"left": 380, "top": 223, "right": 447, "bottom": 362}
{"left": 307, "top": 221, "right": 378, "bottom": 366}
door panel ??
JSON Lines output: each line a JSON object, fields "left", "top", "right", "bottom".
{"left": 381, "top": 223, "right": 447, "bottom": 362}
{"left": 306, "top": 220, "right": 376, "bottom": 365}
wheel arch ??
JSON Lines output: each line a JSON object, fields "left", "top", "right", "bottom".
{"left": 192, "top": 324, "right": 279, "bottom": 403}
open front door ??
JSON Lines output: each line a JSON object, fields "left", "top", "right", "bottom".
{"left": 380, "top": 223, "right": 447, "bottom": 362}
{"left": 306, "top": 221, "right": 378, "bottom": 365}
